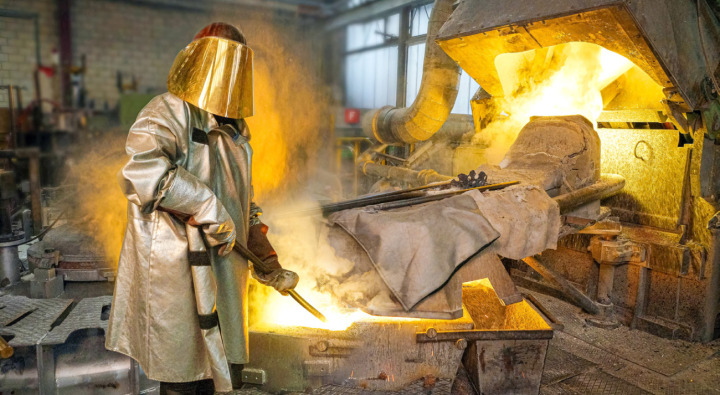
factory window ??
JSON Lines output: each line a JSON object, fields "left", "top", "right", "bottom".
{"left": 344, "top": 3, "right": 478, "bottom": 114}
{"left": 345, "top": 47, "right": 398, "bottom": 108}
{"left": 453, "top": 71, "right": 480, "bottom": 114}
{"left": 410, "top": 4, "right": 432, "bottom": 36}
{"left": 405, "top": 43, "right": 425, "bottom": 105}
{"left": 345, "top": 15, "right": 400, "bottom": 108}
{"left": 405, "top": 43, "right": 479, "bottom": 115}
{"left": 346, "top": 15, "right": 399, "bottom": 52}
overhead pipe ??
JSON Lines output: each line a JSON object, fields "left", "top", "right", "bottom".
{"left": 554, "top": 174, "right": 626, "bottom": 214}
{"left": 361, "top": 162, "right": 452, "bottom": 185}
{"left": 430, "top": 114, "right": 475, "bottom": 141}
{"left": 361, "top": 0, "right": 461, "bottom": 144}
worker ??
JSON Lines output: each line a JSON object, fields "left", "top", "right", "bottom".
{"left": 105, "top": 22, "right": 299, "bottom": 394}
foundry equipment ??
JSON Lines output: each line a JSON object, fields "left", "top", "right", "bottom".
{"left": 0, "top": 77, "right": 91, "bottom": 291}
{"left": 235, "top": 115, "right": 615, "bottom": 393}
{"left": 0, "top": 170, "right": 25, "bottom": 286}
{"left": 234, "top": 1, "right": 646, "bottom": 393}
{"left": 244, "top": 279, "right": 554, "bottom": 394}
{"left": 356, "top": 0, "right": 720, "bottom": 345}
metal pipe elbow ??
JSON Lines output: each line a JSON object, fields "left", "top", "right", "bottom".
{"left": 361, "top": 0, "right": 461, "bottom": 144}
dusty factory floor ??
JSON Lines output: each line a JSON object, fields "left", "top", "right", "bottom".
{"left": 528, "top": 289, "right": 720, "bottom": 395}
{"left": 231, "top": 288, "right": 720, "bottom": 395}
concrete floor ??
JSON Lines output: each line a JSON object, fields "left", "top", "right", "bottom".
{"left": 15, "top": 275, "right": 712, "bottom": 394}
{"left": 232, "top": 288, "right": 720, "bottom": 395}
{"left": 529, "top": 288, "right": 720, "bottom": 395}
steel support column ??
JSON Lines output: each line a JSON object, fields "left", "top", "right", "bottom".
{"left": 702, "top": 222, "right": 720, "bottom": 342}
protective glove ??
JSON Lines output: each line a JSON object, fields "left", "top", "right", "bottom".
{"left": 253, "top": 268, "right": 299, "bottom": 295}
{"left": 247, "top": 222, "right": 299, "bottom": 294}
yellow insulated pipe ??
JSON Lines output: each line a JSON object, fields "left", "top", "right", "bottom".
{"left": 362, "top": 0, "right": 461, "bottom": 144}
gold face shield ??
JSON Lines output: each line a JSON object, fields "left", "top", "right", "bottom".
{"left": 167, "top": 36, "right": 254, "bottom": 119}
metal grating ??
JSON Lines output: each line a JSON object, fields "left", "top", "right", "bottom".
{"left": 540, "top": 384, "right": 578, "bottom": 395}
{"left": 559, "top": 370, "right": 652, "bottom": 395}
{"left": 42, "top": 295, "right": 113, "bottom": 345}
{"left": 397, "top": 378, "right": 452, "bottom": 394}
{"left": 541, "top": 345, "right": 596, "bottom": 385}
{"left": 0, "top": 295, "right": 72, "bottom": 347}
{"left": 313, "top": 378, "right": 453, "bottom": 394}
{"left": 232, "top": 388, "right": 273, "bottom": 395}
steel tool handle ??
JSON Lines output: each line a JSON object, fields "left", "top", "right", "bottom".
{"left": 233, "top": 243, "right": 327, "bottom": 323}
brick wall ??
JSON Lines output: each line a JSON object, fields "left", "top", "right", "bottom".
{"left": 70, "top": 0, "right": 206, "bottom": 109}
{"left": 0, "top": 0, "right": 316, "bottom": 110}
{"left": 0, "top": 0, "right": 59, "bottom": 108}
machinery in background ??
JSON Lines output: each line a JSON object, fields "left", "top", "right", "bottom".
{"left": 0, "top": 85, "right": 145, "bottom": 393}
{"left": 355, "top": 0, "right": 720, "bottom": 344}
{"left": 0, "top": 169, "right": 30, "bottom": 287}
{"left": 0, "top": 75, "right": 120, "bottom": 304}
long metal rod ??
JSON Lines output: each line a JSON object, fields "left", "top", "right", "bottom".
{"left": 319, "top": 190, "right": 426, "bottom": 215}
{"left": 292, "top": 170, "right": 623, "bottom": 218}
{"left": 295, "top": 180, "right": 516, "bottom": 217}
{"left": 6, "top": 86, "right": 17, "bottom": 149}
{"left": 233, "top": 243, "right": 327, "bottom": 323}
{"left": 416, "top": 329, "right": 553, "bottom": 343}
{"left": 555, "top": 174, "right": 625, "bottom": 214}
{"left": 353, "top": 178, "right": 451, "bottom": 200}
{"left": 27, "top": 151, "right": 41, "bottom": 234}
{"left": 59, "top": 0, "right": 72, "bottom": 107}
{"left": 522, "top": 255, "right": 600, "bottom": 315}
{"left": 368, "top": 181, "right": 519, "bottom": 211}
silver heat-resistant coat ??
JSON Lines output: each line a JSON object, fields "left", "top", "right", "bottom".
{"left": 106, "top": 92, "right": 260, "bottom": 388}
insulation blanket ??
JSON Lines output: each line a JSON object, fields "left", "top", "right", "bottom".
{"left": 467, "top": 185, "right": 561, "bottom": 259}
{"left": 327, "top": 185, "right": 560, "bottom": 312}
{"left": 328, "top": 193, "right": 499, "bottom": 310}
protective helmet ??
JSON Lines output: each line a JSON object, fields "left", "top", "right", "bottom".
{"left": 167, "top": 22, "right": 254, "bottom": 119}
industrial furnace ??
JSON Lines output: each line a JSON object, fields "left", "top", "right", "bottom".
{"left": 359, "top": 0, "right": 720, "bottom": 345}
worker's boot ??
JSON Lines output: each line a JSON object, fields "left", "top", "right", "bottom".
{"left": 159, "top": 379, "right": 214, "bottom": 395}
{"left": 230, "top": 363, "right": 245, "bottom": 389}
